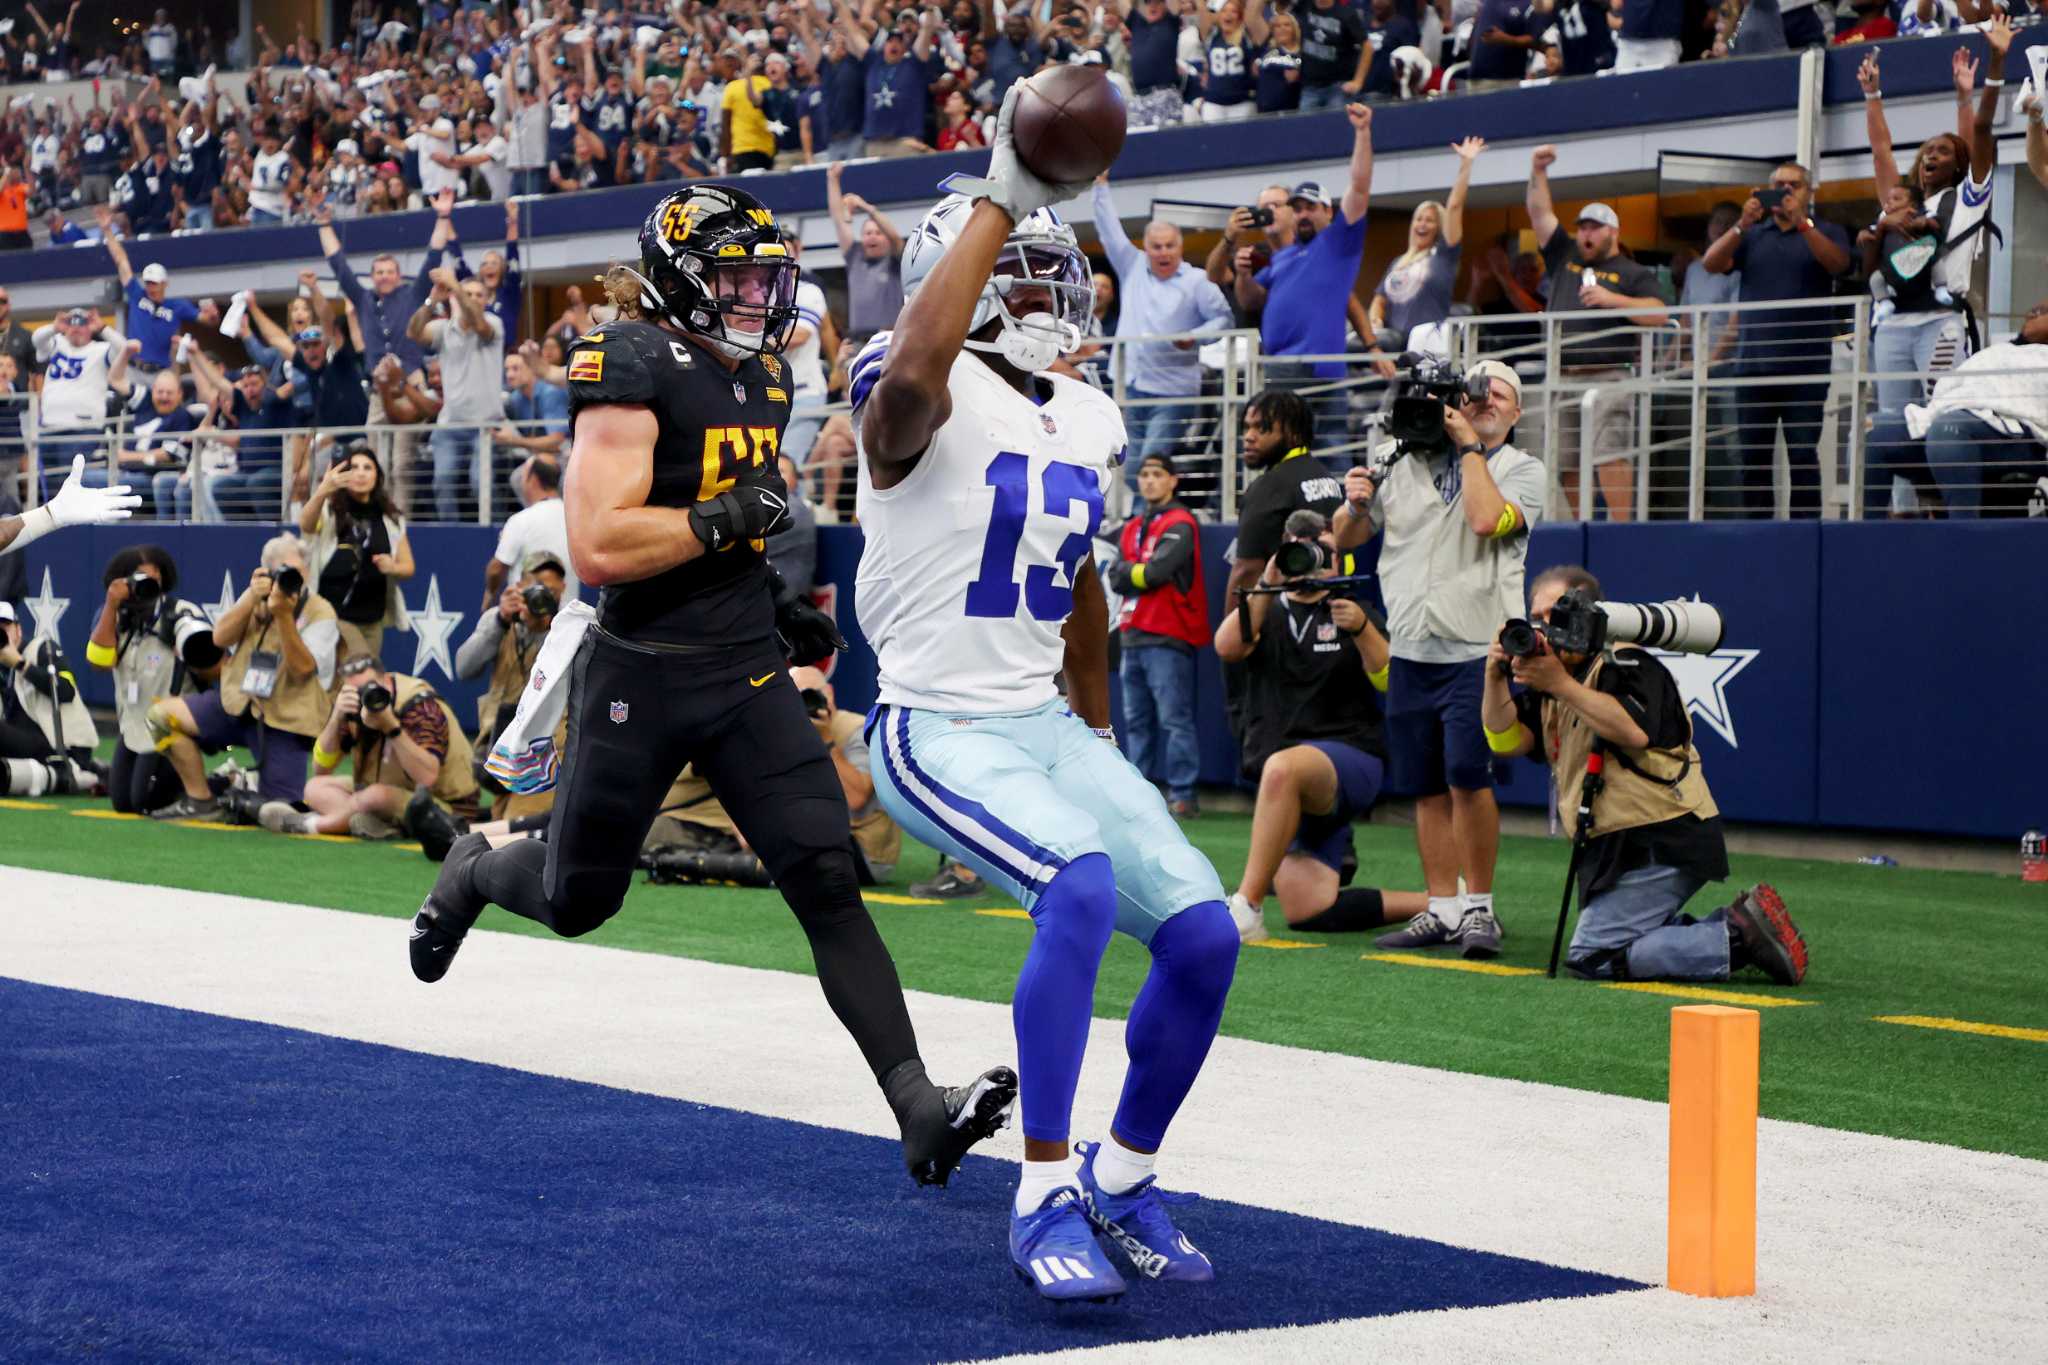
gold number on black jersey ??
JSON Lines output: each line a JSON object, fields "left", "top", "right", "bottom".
{"left": 698, "top": 424, "right": 781, "bottom": 500}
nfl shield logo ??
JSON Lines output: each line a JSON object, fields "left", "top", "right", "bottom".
{"left": 532, "top": 669, "right": 546, "bottom": 692}
{"left": 609, "top": 700, "right": 630, "bottom": 724}
{"left": 733, "top": 382, "right": 747, "bottom": 404}
{"left": 1317, "top": 623, "right": 1337, "bottom": 641}
{"left": 1040, "top": 413, "right": 1058, "bottom": 435}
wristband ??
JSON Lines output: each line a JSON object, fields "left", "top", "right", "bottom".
{"left": 8, "top": 504, "right": 57, "bottom": 552}
{"left": 1983, "top": 79, "right": 2004, "bottom": 89}
{"left": 1489, "top": 503, "right": 1520, "bottom": 539}
{"left": 1863, "top": 89, "right": 1881, "bottom": 101}
{"left": 1129, "top": 562, "right": 1147, "bottom": 591}
{"left": 1457, "top": 442, "right": 1484, "bottom": 458}
{"left": 312, "top": 738, "right": 343, "bottom": 768}
{"left": 1483, "top": 721, "right": 1527, "bottom": 755}
{"left": 84, "top": 640, "right": 117, "bottom": 668}
{"left": 1367, "top": 663, "right": 1390, "bottom": 692}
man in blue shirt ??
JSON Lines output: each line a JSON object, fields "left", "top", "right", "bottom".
{"left": 1697, "top": 161, "right": 1851, "bottom": 519}
{"left": 1123, "top": 0, "right": 1186, "bottom": 128}
{"left": 1469, "top": 0, "right": 1536, "bottom": 84}
{"left": 837, "top": 5, "right": 934, "bottom": 157}
{"left": 99, "top": 214, "right": 216, "bottom": 375}
{"left": 816, "top": 26, "right": 869, "bottom": 161}
{"left": 987, "top": 12, "right": 1046, "bottom": 106}
{"left": 1091, "top": 175, "right": 1234, "bottom": 481}
{"left": 497, "top": 348, "right": 569, "bottom": 465}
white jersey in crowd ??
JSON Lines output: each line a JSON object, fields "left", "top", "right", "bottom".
{"left": 249, "top": 147, "right": 295, "bottom": 218}
{"left": 33, "top": 330, "right": 119, "bottom": 431}
{"left": 852, "top": 332, "right": 1126, "bottom": 715}
{"left": 787, "top": 278, "right": 829, "bottom": 400}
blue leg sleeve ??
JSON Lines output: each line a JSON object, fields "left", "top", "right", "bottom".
{"left": 1013, "top": 852, "right": 1118, "bottom": 1144}
{"left": 1111, "top": 900, "right": 1240, "bottom": 1151}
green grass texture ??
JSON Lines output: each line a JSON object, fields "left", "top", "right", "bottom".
{"left": 4, "top": 797, "right": 2044, "bottom": 1160}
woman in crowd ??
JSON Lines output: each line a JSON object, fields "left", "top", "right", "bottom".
{"left": 1369, "top": 136, "right": 1483, "bottom": 365}
{"left": 298, "top": 443, "right": 413, "bottom": 662}
{"left": 1196, "top": 0, "right": 1268, "bottom": 122}
{"left": 1255, "top": 11, "right": 1304, "bottom": 115}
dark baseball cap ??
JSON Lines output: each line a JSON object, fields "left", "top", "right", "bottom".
{"left": 1138, "top": 453, "right": 1177, "bottom": 475}
{"left": 1290, "top": 181, "right": 1333, "bottom": 208}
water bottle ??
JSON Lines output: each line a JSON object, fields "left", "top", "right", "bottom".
{"left": 2023, "top": 830, "right": 2048, "bottom": 884}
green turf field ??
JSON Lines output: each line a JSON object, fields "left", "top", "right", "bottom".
{"left": 4, "top": 796, "right": 2044, "bottom": 1160}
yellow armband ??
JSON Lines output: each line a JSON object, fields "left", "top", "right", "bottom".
{"left": 85, "top": 640, "right": 117, "bottom": 668}
{"left": 1483, "top": 721, "right": 1528, "bottom": 755}
{"left": 1129, "top": 563, "right": 1147, "bottom": 591}
{"left": 1367, "top": 664, "right": 1390, "bottom": 693}
{"left": 311, "top": 739, "right": 343, "bottom": 770}
{"left": 1488, "top": 503, "right": 1522, "bottom": 539}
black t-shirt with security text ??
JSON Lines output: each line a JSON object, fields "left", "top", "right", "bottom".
{"left": 1236, "top": 451, "right": 1344, "bottom": 564}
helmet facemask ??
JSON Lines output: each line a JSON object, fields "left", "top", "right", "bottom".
{"left": 678, "top": 254, "right": 801, "bottom": 360}
{"left": 966, "top": 239, "right": 1092, "bottom": 374}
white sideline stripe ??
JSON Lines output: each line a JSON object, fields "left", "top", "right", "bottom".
{"left": 0, "top": 869, "right": 2044, "bottom": 1364}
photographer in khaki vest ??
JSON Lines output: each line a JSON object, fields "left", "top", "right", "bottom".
{"left": 1480, "top": 565, "right": 1809, "bottom": 985}
{"left": 150, "top": 533, "right": 340, "bottom": 817}
{"left": 259, "top": 652, "right": 479, "bottom": 839}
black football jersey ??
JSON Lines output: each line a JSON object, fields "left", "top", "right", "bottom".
{"left": 565, "top": 319, "right": 795, "bottom": 647}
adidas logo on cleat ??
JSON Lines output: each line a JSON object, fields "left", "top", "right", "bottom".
{"left": 1027, "top": 1254, "right": 1106, "bottom": 1287}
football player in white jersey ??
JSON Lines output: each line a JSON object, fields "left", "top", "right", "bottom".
{"left": 852, "top": 85, "right": 1241, "bottom": 1304}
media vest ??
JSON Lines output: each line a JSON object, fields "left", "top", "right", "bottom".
{"left": 1541, "top": 650, "right": 1719, "bottom": 840}
{"left": 1115, "top": 504, "right": 1208, "bottom": 649}
{"left": 218, "top": 593, "right": 339, "bottom": 739}
{"left": 350, "top": 672, "right": 479, "bottom": 811}
{"left": 477, "top": 621, "right": 546, "bottom": 743}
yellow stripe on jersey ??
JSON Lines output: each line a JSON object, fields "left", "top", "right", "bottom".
{"left": 568, "top": 351, "right": 604, "bottom": 383}
{"left": 766, "top": 387, "right": 788, "bottom": 403}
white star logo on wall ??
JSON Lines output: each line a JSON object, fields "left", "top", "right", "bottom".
{"left": 407, "top": 574, "right": 464, "bottom": 681}
{"left": 26, "top": 568, "right": 69, "bottom": 644}
{"left": 204, "top": 570, "right": 239, "bottom": 626}
{"left": 1652, "top": 648, "right": 1761, "bottom": 749}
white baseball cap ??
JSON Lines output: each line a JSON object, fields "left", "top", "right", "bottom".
{"left": 1467, "top": 360, "right": 1523, "bottom": 407}
{"left": 336, "top": 138, "right": 360, "bottom": 158}
{"left": 0, "top": 601, "right": 16, "bottom": 624}
{"left": 141, "top": 263, "right": 170, "bottom": 285}
{"left": 1577, "top": 203, "right": 1620, "bottom": 230}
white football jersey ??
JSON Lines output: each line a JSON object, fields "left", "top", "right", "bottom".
{"left": 853, "top": 333, "right": 1126, "bottom": 714}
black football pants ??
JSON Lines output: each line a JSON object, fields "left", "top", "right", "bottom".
{"left": 465, "top": 626, "right": 921, "bottom": 1081}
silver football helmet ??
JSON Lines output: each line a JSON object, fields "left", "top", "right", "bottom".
{"left": 900, "top": 193, "right": 1093, "bottom": 374}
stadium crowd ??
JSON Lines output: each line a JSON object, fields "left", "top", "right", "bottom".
{"left": 4, "top": 0, "right": 2038, "bottom": 242}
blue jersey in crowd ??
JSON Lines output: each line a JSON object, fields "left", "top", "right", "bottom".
{"left": 228, "top": 386, "right": 297, "bottom": 471}
{"left": 1469, "top": 0, "right": 1533, "bottom": 80}
{"left": 1204, "top": 33, "right": 1258, "bottom": 106}
{"left": 546, "top": 93, "right": 581, "bottom": 163}
{"left": 1256, "top": 48, "right": 1302, "bottom": 112}
{"left": 1620, "top": 0, "right": 1683, "bottom": 40}
{"left": 1125, "top": 10, "right": 1182, "bottom": 90}
{"left": 124, "top": 277, "right": 200, "bottom": 369}
{"left": 1363, "top": 13, "right": 1420, "bottom": 96}
{"left": 819, "top": 55, "right": 866, "bottom": 141}
{"left": 173, "top": 131, "right": 223, "bottom": 206}
{"left": 862, "top": 48, "right": 928, "bottom": 142}
{"left": 1255, "top": 204, "right": 1371, "bottom": 378}
{"left": 1549, "top": 0, "right": 1616, "bottom": 74}
{"left": 581, "top": 89, "right": 634, "bottom": 153}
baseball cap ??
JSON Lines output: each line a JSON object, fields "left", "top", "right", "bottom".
{"left": 234, "top": 364, "right": 267, "bottom": 379}
{"left": 430, "top": 117, "right": 455, "bottom": 139}
{"left": 62, "top": 306, "right": 93, "bottom": 324}
{"left": 1576, "top": 203, "right": 1620, "bottom": 230}
{"left": 1290, "top": 181, "right": 1332, "bottom": 208}
{"left": 335, "top": 138, "right": 360, "bottom": 157}
{"left": 0, "top": 601, "right": 16, "bottom": 624}
{"left": 141, "top": 263, "right": 169, "bottom": 285}
{"left": 1138, "top": 452, "right": 1177, "bottom": 475}
{"left": 1467, "top": 359, "right": 1523, "bottom": 408}
{"left": 295, "top": 326, "right": 326, "bottom": 343}
{"left": 419, "top": 93, "right": 442, "bottom": 111}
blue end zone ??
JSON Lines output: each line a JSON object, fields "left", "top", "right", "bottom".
{"left": 0, "top": 980, "right": 1641, "bottom": 1361}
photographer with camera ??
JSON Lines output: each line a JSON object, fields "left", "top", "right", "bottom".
{"left": 83, "top": 545, "right": 222, "bottom": 815}
{"left": 299, "top": 444, "right": 415, "bottom": 664}
{"left": 456, "top": 552, "right": 568, "bottom": 765}
{"left": 1332, "top": 360, "right": 1546, "bottom": 959}
{"left": 792, "top": 663, "right": 901, "bottom": 885}
{"left": 1109, "top": 453, "right": 1208, "bottom": 819}
{"left": 149, "top": 534, "right": 340, "bottom": 818}
{"left": 1214, "top": 510, "right": 1429, "bottom": 943}
{"left": 1481, "top": 566, "right": 1808, "bottom": 984}
{"left": 0, "top": 602, "right": 99, "bottom": 798}
{"left": 262, "top": 652, "right": 480, "bottom": 840}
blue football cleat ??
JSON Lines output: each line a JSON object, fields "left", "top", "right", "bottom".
{"left": 1010, "top": 1186, "right": 1127, "bottom": 1303}
{"left": 1074, "top": 1140, "right": 1215, "bottom": 1282}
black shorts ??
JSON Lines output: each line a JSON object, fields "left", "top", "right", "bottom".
{"left": 540, "top": 627, "right": 847, "bottom": 910}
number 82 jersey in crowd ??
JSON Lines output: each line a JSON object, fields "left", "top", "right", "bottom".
{"left": 852, "top": 332, "right": 1126, "bottom": 714}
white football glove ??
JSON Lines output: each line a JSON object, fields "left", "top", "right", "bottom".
{"left": 50, "top": 455, "right": 142, "bottom": 527}
{"left": 941, "top": 82, "right": 1094, "bottom": 224}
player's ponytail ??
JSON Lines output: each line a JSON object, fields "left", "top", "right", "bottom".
{"left": 600, "top": 265, "right": 646, "bottom": 321}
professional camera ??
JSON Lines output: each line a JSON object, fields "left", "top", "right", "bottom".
{"left": 358, "top": 679, "right": 394, "bottom": 713}
{"left": 272, "top": 565, "right": 304, "bottom": 599}
{"left": 1386, "top": 353, "right": 1492, "bottom": 459}
{"left": 1273, "top": 538, "right": 1334, "bottom": 578}
{"left": 126, "top": 571, "right": 163, "bottom": 605}
{"left": 643, "top": 844, "right": 773, "bottom": 888}
{"left": 799, "top": 687, "right": 831, "bottom": 719}
{"left": 521, "top": 583, "right": 559, "bottom": 619}
{"left": 1500, "top": 590, "right": 1726, "bottom": 661}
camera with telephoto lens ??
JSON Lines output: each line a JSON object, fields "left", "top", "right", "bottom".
{"left": 1273, "top": 538, "right": 1334, "bottom": 578}
{"left": 521, "top": 583, "right": 559, "bottom": 619}
{"left": 1386, "top": 353, "right": 1492, "bottom": 461}
{"left": 1500, "top": 590, "right": 1727, "bottom": 665}
{"left": 126, "top": 571, "right": 163, "bottom": 606}
{"left": 357, "top": 679, "right": 394, "bottom": 714}
{"left": 271, "top": 565, "right": 304, "bottom": 599}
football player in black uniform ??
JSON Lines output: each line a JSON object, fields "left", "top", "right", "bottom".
{"left": 409, "top": 185, "right": 1016, "bottom": 1186}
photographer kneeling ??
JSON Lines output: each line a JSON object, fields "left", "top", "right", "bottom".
{"left": 263, "top": 652, "right": 480, "bottom": 839}
{"left": 1481, "top": 566, "right": 1807, "bottom": 984}
{"left": 456, "top": 552, "right": 567, "bottom": 822}
{"left": 150, "top": 534, "right": 340, "bottom": 820}
{"left": 1214, "top": 510, "right": 1428, "bottom": 943}
{"left": 83, "top": 546, "right": 222, "bottom": 814}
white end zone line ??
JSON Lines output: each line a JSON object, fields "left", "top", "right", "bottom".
{"left": 2, "top": 868, "right": 2043, "bottom": 1362}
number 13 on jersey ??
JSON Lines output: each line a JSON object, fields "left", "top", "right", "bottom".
{"left": 963, "top": 452, "right": 1104, "bottom": 622}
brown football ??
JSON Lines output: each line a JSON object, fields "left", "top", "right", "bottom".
{"left": 1010, "top": 66, "right": 1128, "bottom": 186}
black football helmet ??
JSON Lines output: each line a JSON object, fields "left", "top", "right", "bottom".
{"left": 633, "top": 184, "right": 801, "bottom": 360}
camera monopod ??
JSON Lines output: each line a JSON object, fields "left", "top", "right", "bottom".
{"left": 1546, "top": 744, "right": 1606, "bottom": 979}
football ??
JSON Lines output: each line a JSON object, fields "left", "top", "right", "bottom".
{"left": 1010, "top": 66, "right": 1128, "bottom": 186}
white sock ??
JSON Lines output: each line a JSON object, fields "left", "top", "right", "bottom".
{"left": 1014, "top": 1154, "right": 1078, "bottom": 1216}
{"left": 1461, "top": 892, "right": 1494, "bottom": 922}
{"left": 1427, "top": 896, "right": 1461, "bottom": 930}
{"left": 1091, "top": 1138, "right": 1157, "bottom": 1197}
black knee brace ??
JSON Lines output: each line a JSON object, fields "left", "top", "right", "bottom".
{"left": 1291, "top": 888, "right": 1387, "bottom": 934}
{"left": 775, "top": 845, "right": 865, "bottom": 927}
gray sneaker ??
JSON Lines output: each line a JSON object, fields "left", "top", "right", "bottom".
{"left": 258, "top": 801, "right": 310, "bottom": 835}
{"left": 149, "top": 794, "right": 221, "bottom": 822}
{"left": 1374, "top": 910, "right": 1458, "bottom": 950}
{"left": 1457, "top": 908, "right": 1505, "bottom": 960}
{"left": 348, "top": 811, "right": 401, "bottom": 841}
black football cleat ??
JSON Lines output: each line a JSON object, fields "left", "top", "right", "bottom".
{"left": 905, "top": 1066, "right": 1019, "bottom": 1187}
{"left": 409, "top": 832, "right": 492, "bottom": 984}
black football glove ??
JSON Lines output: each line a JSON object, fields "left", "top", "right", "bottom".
{"left": 689, "top": 485, "right": 793, "bottom": 553}
{"left": 768, "top": 565, "right": 847, "bottom": 665}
